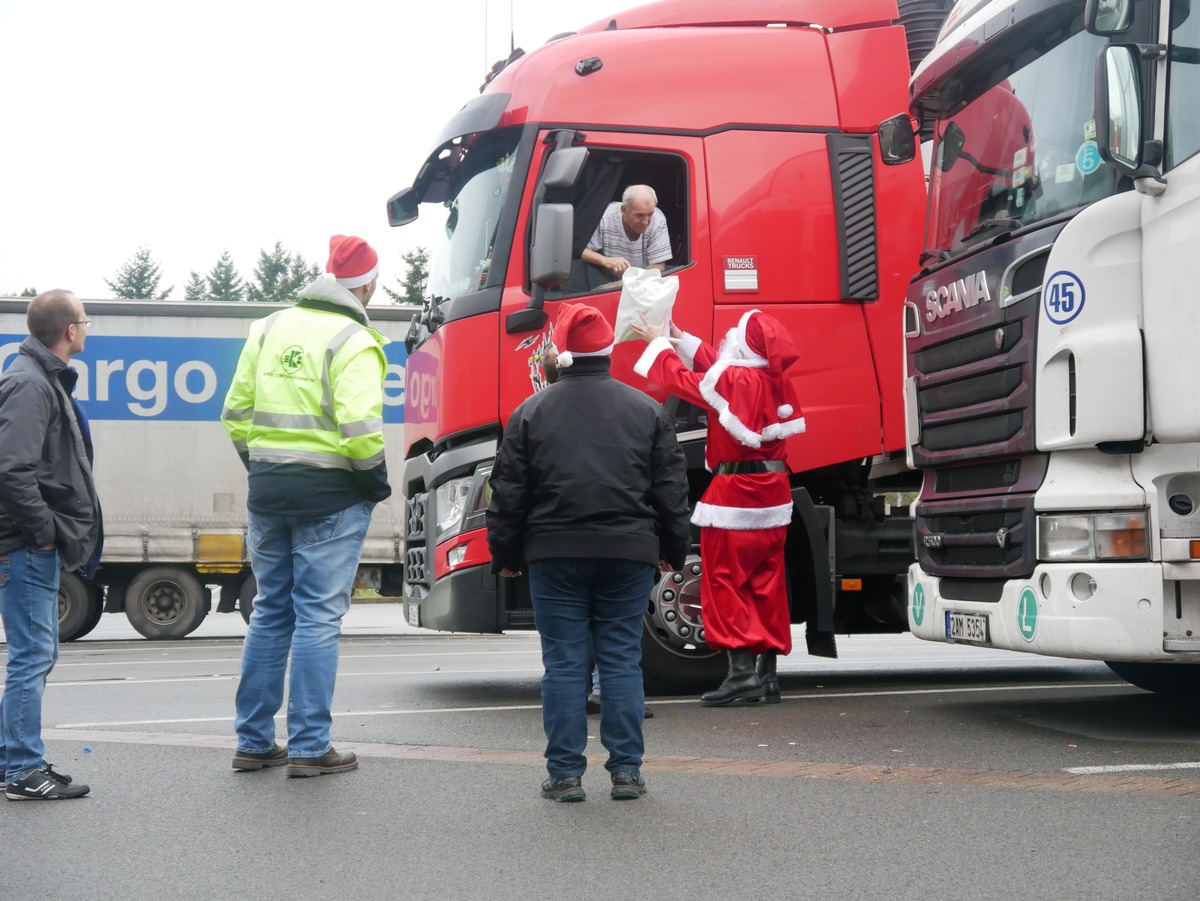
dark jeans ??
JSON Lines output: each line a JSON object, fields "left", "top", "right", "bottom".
{"left": 529, "top": 557, "right": 653, "bottom": 777}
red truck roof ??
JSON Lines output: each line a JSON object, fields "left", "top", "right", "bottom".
{"left": 577, "top": 0, "right": 901, "bottom": 32}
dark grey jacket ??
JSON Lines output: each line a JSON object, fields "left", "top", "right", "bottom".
{"left": 486, "top": 356, "right": 691, "bottom": 573}
{"left": 0, "top": 336, "right": 101, "bottom": 573}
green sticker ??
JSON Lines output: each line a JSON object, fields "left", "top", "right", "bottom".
{"left": 1017, "top": 588, "right": 1038, "bottom": 642}
{"left": 912, "top": 583, "right": 926, "bottom": 627}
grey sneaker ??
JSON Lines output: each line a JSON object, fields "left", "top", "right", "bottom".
{"left": 6, "top": 767, "right": 90, "bottom": 800}
{"left": 541, "top": 775, "right": 586, "bottom": 802}
{"left": 232, "top": 743, "right": 288, "bottom": 771}
{"left": 610, "top": 770, "right": 646, "bottom": 800}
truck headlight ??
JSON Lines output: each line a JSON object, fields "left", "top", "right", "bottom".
{"left": 434, "top": 463, "right": 493, "bottom": 542}
{"left": 1038, "top": 510, "right": 1149, "bottom": 562}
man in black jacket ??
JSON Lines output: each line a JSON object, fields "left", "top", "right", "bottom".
{"left": 0, "top": 289, "right": 101, "bottom": 801}
{"left": 487, "top": 303, "right": 690, "bottom": 802}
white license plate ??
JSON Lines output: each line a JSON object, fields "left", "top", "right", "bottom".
{"left": 945, "top": 611, "right": 989, "bottom": 644}
{"left": 406, "top": 603, "right": 420, "bottom": 628}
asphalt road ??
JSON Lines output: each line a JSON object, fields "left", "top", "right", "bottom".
{"left": 3, "top": 606, "right": 1198, "bottom": 900}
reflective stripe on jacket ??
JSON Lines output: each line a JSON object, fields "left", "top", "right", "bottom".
{"left": 221, "top": 276, "right": 388, "bottom": 473}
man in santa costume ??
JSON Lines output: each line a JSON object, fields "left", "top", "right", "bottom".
{"left": 631, "top": 310, "right": 805, "bottom": 705}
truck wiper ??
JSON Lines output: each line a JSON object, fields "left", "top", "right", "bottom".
{"left": 962, "top": 217, "right": 1020, "bottom": 243}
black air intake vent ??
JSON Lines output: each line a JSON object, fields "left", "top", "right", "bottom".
{"left": 829, "top": 134, "right": 878, "bottom": 300}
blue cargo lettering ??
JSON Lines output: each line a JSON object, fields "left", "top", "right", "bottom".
{"left": 1, "top": 334, "right": 407, "bottom": 423}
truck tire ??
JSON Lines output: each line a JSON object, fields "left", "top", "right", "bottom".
{"left": 1105, "top": 661, "right": 1200, "bottom": 696}
{"left": 238, "top": 573, "right": 257, "bottom": 624}
{"left": 124, "top": 567, "right": 206, "bottom": 640}
{"left": 58, "top": 572, "right": 102, "bottom": 642}
{"left": 640, "top": 554, "right": 727, "bottom": 695}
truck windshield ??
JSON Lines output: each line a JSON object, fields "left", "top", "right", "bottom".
{"left": 425, "top": 127, "right": 521, "bottom": 302}
{"left": 925, "top": 25, "right": 1123, "bottom": 259}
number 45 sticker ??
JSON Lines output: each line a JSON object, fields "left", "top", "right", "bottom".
{"left": 1044, "top": 270, "right": 1086, "bottom": 325}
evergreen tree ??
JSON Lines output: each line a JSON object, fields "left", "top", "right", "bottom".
{"left": 105, "top": 246, "right": 173, "bottom": 299}
{"left": 246, "top": 242, "right": 321, "bottom": 303}
{"left": 20, "top": 287, "right": 37, "bottom": 297}
{"left": 183, "top": 271, "right": 207, "bottom": 300}
{"left": 205, "top": 251, "right": 244, "bottom": 301}
{"left": 382, "top": 246, "right": 429, "bottom": 305}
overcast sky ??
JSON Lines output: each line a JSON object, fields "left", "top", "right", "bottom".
{"left": 0, "top": 0, "right": 629, "bottom": 299}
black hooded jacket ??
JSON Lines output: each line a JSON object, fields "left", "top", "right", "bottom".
{"left": 486, "top": 356, "right": 690, "bottom": 573}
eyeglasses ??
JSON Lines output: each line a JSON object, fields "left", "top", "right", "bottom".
{"left": 72, "top": 319, "right": 92, "bottom": 327}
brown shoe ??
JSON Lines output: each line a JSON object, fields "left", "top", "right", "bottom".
{"left": 287, "top": 747, "right": 358, "bottom": 778}
{"left": 232, "top": 744, "right": 288, "bottom": 771}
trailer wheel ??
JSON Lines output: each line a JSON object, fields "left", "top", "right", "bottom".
{"left": 124, "top": 567, "right": 206, "bottom": 639}
{"left": 238, "top": 574, "right": 257, "bottom": 624}
{"left": 641, "top": 554, "right": 726, "bottom": 695}
{"left": 58, "top": 572, "right": 102, "bottom": 642}
{"left": 1105, "top": 661, "right": 1200, "bottom": 696}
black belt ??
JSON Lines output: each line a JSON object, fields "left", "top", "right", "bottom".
{"left": 714, "top": 460, "right": 787, "bottom": 475}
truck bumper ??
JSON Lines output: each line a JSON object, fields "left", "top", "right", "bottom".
{"left": 907, "top": 562, "right": 1200, "bottom": 662}
{"left": 405, "top": 564, "right": 504, "bottom": 633}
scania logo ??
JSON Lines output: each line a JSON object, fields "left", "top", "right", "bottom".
{"left": 925, "top": 270, "right": 992, "bottom": 323}
{"left": 996, "top": 527, "right": 1009, "bottom": 547}
{"left": 922, "top": 534, "right": 944, "bottom": 548}
{"left": 280, "top": 346, "right": 304, "bottom": 372}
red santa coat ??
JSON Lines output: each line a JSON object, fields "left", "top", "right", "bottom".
{"left": 634, "top": 318, "right": 806, "bottom": 654}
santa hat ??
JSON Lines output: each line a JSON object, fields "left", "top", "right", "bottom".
{"left": 553, "top": 302, "right": 614, "bottom": 368}
{"left": 699, "top": 309, "right": 806, "bottom": 448}
{"left": 326, "top": 235, "right": 379, "bottom": 289}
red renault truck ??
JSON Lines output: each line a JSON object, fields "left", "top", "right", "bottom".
{"left": 390, "top": 0, "right": 949, "bottom": 692}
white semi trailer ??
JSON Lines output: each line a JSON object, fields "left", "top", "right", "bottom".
{"left": 0, "top": 298, "right": 413, "bottom": 640}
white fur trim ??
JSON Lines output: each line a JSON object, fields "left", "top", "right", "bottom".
{"left": 633, "top": 336, "right": 673, "bottom": 377}
{"left": 336, "top": 263, "right": 379, "bottom": 290}
{"left": 778, "top": 404, "right": 793, "bottom": 418}
{"left": 557, "top": 350, "right": 574, "bottom": 368}
{"left": 692, "top": 500, "right": 793, "bottom": 530}
{"left": 761, "top": 417, "right": 806, "bottom": 442}
{"left": 677, "top": 332, "right": 702, "bottom": 370}
{"left": 699, "top": 361, "right": 770, "bottom": 449}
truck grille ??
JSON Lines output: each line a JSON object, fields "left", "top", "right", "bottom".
{"left": 404, "top": 493, "right": 429, "bottom": 594}
{"left": 914, "top": 497, "right": 1035, "bottom": 579}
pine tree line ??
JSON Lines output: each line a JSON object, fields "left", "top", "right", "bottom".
{"left": 9, "top": 244, "right": 431, "bottom": 304}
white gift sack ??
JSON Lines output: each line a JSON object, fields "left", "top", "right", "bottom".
{"left": 614, "top": 267, "right": 679, "bottom": 343}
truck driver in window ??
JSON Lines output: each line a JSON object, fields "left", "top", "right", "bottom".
{"left": 581, "top": 184, "right": 672, "bottom": 279}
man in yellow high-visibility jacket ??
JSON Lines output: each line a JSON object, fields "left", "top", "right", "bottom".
{"left": 221, "top": 234, "right": 390, "bottom": 779}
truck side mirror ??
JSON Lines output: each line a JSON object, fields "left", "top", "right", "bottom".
{"left": 541, "top": 146, "right": 589, "bottom": 189}
{"left": 877, "top": 113, "right": 917, "bottom": 165}
{"left": 529, "top": 203, "right": 574, "bottom": 287}
{"left": 1095, "top": 45, "right": 1143, "bottom": 172}
{"left": 1084, "top": 0, "right": 1133, "bottom": 34}
{"left": 387, "top": 187, "right": 419, "bottom": 227}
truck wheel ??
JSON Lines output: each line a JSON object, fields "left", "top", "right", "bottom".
{"left": 1105, "top": 661, "right": 1200, "bottom": 696}
{"left": 641, "top": 554, "right": 726, "bottom": 695}
{"left": 238, "top": 574, "right": 257, "bottom": 624}
{"left": 58, "top": 572, "right": 101, "bottom": 642}
{"left": 124, "top": 567, "right": 206, "bottom": 639}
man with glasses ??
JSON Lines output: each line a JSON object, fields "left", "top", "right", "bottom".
{"left": 0, "top": 290, "right": 102, "bottom": 800}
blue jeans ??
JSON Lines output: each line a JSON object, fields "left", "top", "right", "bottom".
{"left": 530, "top": 558, "right": 653, "bottom": 777}
{"left": 0, "top": 547, "right": 60, "bottom": 783}
{"left": 235, "top": 502, "right": 371, "bottom": 759}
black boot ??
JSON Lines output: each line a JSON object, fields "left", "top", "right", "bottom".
{"left": 757, "top": 651, "right": 781, "bottom": 704}
{"left": 700, "top": 650, "right": 765, "bottom": 706}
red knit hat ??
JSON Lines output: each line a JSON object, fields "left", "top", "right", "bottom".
{"left": 326, "top": 235, "right": 379, "bottom": 289}
{"left": 553, "top": 303, "right": 615, "bottom": 368}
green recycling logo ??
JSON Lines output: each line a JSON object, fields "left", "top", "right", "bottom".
{"left": 911, "top": 583, "right": 926, "bottom": 627}
{"left": 280, "top": 346, "right": 305, "bottom": 373}
{"left": 1017, "top": 588, "right": 1038, "bottom": 642}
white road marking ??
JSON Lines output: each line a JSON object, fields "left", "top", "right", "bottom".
{"left": 52, "top": 681, "right": 1131, "bottom": 728}
{"left": 1064, "top": 761, "right": 1200, "bottom": 775}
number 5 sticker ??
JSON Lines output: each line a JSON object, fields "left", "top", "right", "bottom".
{"left": 1044, "top": 270, "right": 1085, "bottom": 325}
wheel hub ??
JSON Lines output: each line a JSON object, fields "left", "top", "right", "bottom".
{"left": 645, "top": 553, "right": 713, "bottom": 654}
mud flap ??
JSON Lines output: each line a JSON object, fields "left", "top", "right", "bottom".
{"left": 787, "top": 487, "right": 838, "bottom": 659}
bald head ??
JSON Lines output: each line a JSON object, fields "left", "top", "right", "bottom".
{"left": 28, "top": 289, "right": 86, "bottom": 360}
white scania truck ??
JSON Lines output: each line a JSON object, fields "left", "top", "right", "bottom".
{"left": 894, "top": 0, "right": 1200, "bottom": 693}
{"left": 0, "top": 298, "right": 413, "bottom": 640}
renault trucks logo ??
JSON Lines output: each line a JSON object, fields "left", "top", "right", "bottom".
{"left": 925, "top": 270, "right": 991, "bottom": 322}
{"left": 280, "top": 346, "right": 304, "bottom": 372}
